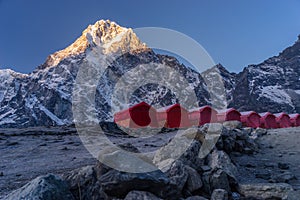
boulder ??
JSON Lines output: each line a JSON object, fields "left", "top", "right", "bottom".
{"left": 208, "top": 150, "right": 238, "bottom": 178}
{"left": 124, "top": 190, "right": 162, "bottom": 200}
{"left": 273, "top": 171, "right": 297, "bottom": 183}
{"left": 99, "top": 169, "right": 174, "bottom": 199}
{"left": 185, "top": 196, "right": 209, "bottom": 200}
{"left": 63, "top": 165, "right": 108, "bottom": 200}
{"left": 222, "top": 121, "right": 242, "bottom": 130}
{"left": 210, "top": 169, "right": 231, "bottom": 192}
{"left": 184, "top": 166, "right": 203, "bottom": 194}
{"left": 238, "top": 183, "right": 294, "bottom": 199}
{"left": 211, "top": 189, "right": 228, "bottom": 200}
{"left": 4, "top": 174, "right": 74, "bottom": 200}
{"left": 165, "top": 160, "right": 189, "bottom": 195}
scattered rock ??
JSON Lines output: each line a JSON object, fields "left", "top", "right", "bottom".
{"left": 124, "top": 190, "right": 162, "bottom": 200}
{"left": 4, "top": 174, "right": 74, "bottom": 200}
{"left": 231, "top": 192, "right": 241, "bottom": 200}
{"left": 244, "top": 163, "right": 256, "bottom": 168}
{"left": 238, "top": 183, "right": 294, "bottom": 200}
{"left": 264, "top": 163, "right": 276, "bottom": 168}
{"left": 273, "top": 171, "right": 297, "bottom": 183}
{"left": 0, "top": 172, "right": 3, "bottom": 176}
{"left": 200, "top": 165, "right": 211, "bottom": 172}
{"left": 278, "top": 162, "right": 290, "bottom": 170}
{"left": 7, "top": 141, "right": 19, "bottom": 146}
{"left": 61, "top": 146, "right": 69, "bottom": 151}
{"left": 118, "top": 142, "right": 140, "bottom": 153}
{"left": 287, "top": 190, "right": 300, "bottom": 200}
{"left": 211, "top": 189, "right": 228, "bottom": 200}
{"left": 255, "top": 172, "right": 272, "bottom": 180}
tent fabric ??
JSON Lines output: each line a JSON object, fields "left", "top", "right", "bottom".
{"left": 259, "top": 112, "right": 278, "bottom": 129}
{"left": 156, "top": 103, "right": 190, "bottom": 128}
{"left": 274, "top": 113, "right": 291, "bottom": 128}
{"left": 114, "top": 102, "right": 157, "bottom": 128}
{"left": 217, "top": 108, "right": 241, "bottom": 122}
{"left": 289, "top": 114, "right": 300, "bottom": 127}
{"left": 240, "top": 111, "right": 261, "bottom": 128}
{"left": 189, "top": 106, "right": 218, "bottom": 126}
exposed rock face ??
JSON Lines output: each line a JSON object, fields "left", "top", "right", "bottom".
{"left": 232, "top": 37, "right": 300, "bottom": 113}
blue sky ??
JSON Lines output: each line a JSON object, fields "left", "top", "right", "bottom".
{"left": 1, "top": 0, "right": 300, "bottom": 73}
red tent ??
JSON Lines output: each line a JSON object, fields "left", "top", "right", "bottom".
{"left": 259, "top": 112, "right": 278, "bottom": 129}
{"left": 189, "top": 106, "right": 218, "bottom": 126}
{"left": 114, "top": 102, "right": 157, "bottom": 128}
{"left": 217, "top": 108, "right": 241, "bottom": 122}
{"left": 240, "top": 111, "right": 261, "bottom": 128}
{"left": 274, "top": 112, "right": 292, "bottom": 128}
{"left": 289, "top": 114, "right": 300, "bottom": 127}
{"left": 156, "top": 104, "right": 190, "bottom": 128}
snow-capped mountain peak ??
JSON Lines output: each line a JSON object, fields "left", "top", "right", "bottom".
{"left": 40, "top": 20, "right": 148, "bottom": 69}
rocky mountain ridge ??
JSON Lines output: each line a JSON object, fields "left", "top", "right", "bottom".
{"left": 0, "top": 20, "right": 299, "bottom": 128}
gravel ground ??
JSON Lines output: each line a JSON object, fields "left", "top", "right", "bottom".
{"left": 0, "top": 127, "right": 176, "bottom": 198}
{"left": 232, "top": 127, "right": 300, "bottom": 190}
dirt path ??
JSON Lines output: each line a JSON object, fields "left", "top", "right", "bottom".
{"left": 232, "top": 127, "right": 300, "bottom": 190}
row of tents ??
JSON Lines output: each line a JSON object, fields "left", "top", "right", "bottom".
{"left": 114, "top": 102, "right": 300, "bottom": 129}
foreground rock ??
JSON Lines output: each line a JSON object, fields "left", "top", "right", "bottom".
{"left": 3, "top": 124, "right": 287, "bottom": 200}
{"left": 3, "top": 174, "right": 74, "bottom": 200}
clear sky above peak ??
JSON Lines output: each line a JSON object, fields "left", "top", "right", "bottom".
{"left": 1, "top": 0, "right": 300, "bottom": 73}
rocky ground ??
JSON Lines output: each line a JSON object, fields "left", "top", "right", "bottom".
{"left": 232, "top": 127, "right": 300, "bottom": 190}
{"left": 0, "top": 124, "right": 300, "bottom": 199}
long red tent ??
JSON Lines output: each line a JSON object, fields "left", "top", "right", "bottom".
{"left": 289, "top": 114, "right": 300, "bottom": 127}
{"left": 240, "top": 111, "right": 261, "bottom": 128}
{"left": 274, "top": 112, "right": 292, "bottom": 128}
{"left": 114, "top": 102, "right": 157, "bottom": 128}
{"left": 259, "top": 112, "right": 278, "bottom": 129}
{"left": 217, "top": 108, "right": 241, "bottom": 122}
{"left": 189, "top": 106, "right": 218, "bottom": 126}
{"left": 156, "top": 104, "right": 190, "bottom": 128}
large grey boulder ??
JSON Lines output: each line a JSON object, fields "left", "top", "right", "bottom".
{"left": 184, "top": 166, "right": 203, "bottom": 194}
{"left": 63, "top": 165, "right": 108, "bottom": 200}
{"left": 124, "top": 190, "right": 162, "bottom": 200}
{"left": 99, "top": 169, "right": 174, "bottom": 199}
{"left": 3, "top": 174, "right": 74, "bottom": 200}
{"left": 208, "top": 150, "right": 238, "bottom": 178}
{"left": 211, "top": 189, "right": 228, "bottom": 200}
